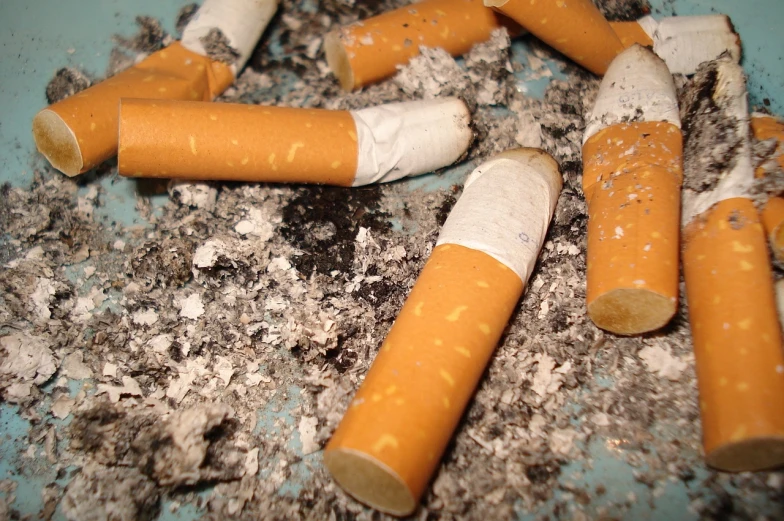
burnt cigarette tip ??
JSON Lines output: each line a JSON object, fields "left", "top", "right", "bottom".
{"left": 32, "top": 109, "right": 83, "bottom": 177}
{"left": 324, "top": 449, "right": 415, "bottom": 517}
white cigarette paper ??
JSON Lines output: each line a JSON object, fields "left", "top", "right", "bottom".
{"left": 352, "top": 98, "right": 473, "bottom": 186}
{"left": 437, "top": 150, "right": 562, "bottom": 281}
{"left": 584, "top": 45, "right": 680, "bottom": 144}
{"left": 638, "top": 15, "right": 740, "bottom": 75}
{"left": 181, "top": 0, "right": 279, "bottom": 73}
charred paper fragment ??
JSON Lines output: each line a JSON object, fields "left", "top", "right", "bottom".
{"left": 32, "top": 0, "right": 279, "bottom": 176}
{"left": 582, "top": 45, "right": 682, "bottom": 335}
{"left": 680, "top": 57, "right": 784, "bottom": 472}
{"left": 118, "top": 98, "right": 472, "bottom": 186}
{"left": 324, "top": 148, "right": 561, "bottom": 516}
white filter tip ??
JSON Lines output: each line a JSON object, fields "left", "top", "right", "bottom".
{"left": 437, "top": 149, "right": 561, "bottom": 282}
{"left": 351, "top": 98, "right": 472, "bottom": 186}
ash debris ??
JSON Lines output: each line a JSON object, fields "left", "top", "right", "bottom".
{"left": 5, "top": 1, "right": 783, "bottom": 520}
{"left": 112, "top": 16, "right": 168, "bottom": 54}
{"left": 680, "top": 58, "right": 746, "bottom": 192}
{"left": 175, "top": 3, "right": 199, "bottom": 36}
{"left": 45, "top": 67, "right": 92, "bottom": 104}
{"left": 200, "top": 28, "right": 242, "bottom": 66}
{"left": 750, "top": 133, "right": 784, "bottom": 207}
{"left": 61, "top": 465, "right": 161, "bottom": 521}
{"left": 593, "top": 0, "right": 651, "bottom": 21}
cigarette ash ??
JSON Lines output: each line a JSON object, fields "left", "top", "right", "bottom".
{"left": 7, "top": 2, "right": 782, "bottom": 520}
{"left": 750, "top": 133, "right": 784, "bottom": 207}
{"left": 680, "top": 58, "right": 747, "bottom": 193}
{"left": 45, "top": 68, "right": 92, "bottom": 104}
{"left": 199, "top": 28, "right": 242, "bottom": 66}
{"left": 175, "top": 3, "right": 199, "bottom": 36}
{"left": 112, "top": 16, "right": 169, "bottom": 54}
{"left": 593, "top": 0, "right": 651, "bottom": 21}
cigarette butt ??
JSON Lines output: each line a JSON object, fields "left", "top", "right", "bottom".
{"left": 324, "top": 149, "right": 562, "bottom": 515}
{"left": 32, "top": 0, "right": 277, "bottom": 176}
{"left": 486, "top": 0, "right": 624, "bottom": 75}
{"left": 325, "top": 0, "right": 513, "bottom": 91}
{"left": 582, "top": 45, "right": 682, "bottom": 335}
{"left": 681, "top": 58, "right": 784, "bottom": 472}
{"left": 118, "top": 97, "right": 472, "bottom": 186}
{"left": 682, "top": 199, "right": 784, "bottom": 471}
{"left": 751, "top": 115, "right": 784, "bottom": 263}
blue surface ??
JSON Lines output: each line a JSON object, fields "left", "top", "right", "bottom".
{"left": 1, "top": 0, "right": 783, "bottom": 519}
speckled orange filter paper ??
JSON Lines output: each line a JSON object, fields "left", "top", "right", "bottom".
{"left": 118, "top": 99, "right": 359, "bottom": 186}
{"left": 582, "top": 122, "right": 683, "bottom": 335}
{"left": 682, "top": 198, "right": 784, "bottom": 472}
{"left": 325, "top": 0, "right": 510, "bottom": 90}
{"left": 751, "top": 115, "right": 784, "bottom": 263}
{"left": 486, "top": 0, "right": 624, "bottom": 75}
{"left": 32, "top": 43, "right": 234, "bottom": 177}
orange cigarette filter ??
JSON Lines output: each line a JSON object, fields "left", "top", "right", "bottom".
{"left": 583, "top": 123, "right": 682, "bottom": 334}
{"left": 682, "top": 199, "right": 784, "bottom": 471}
{"left": 751, "top": 115, "right": 784, "bottom": 264}
{"left": 33, "top": 43, "right": 234, "bottom": 177}
{"left": 485, "top": 0, "right": 624, "bottom": 75}
{"left": 325, "top": 0, "right": 513, "bottom": 90}
{"left": 582, "top": 46, "right": 682, "bottom": 335}
{"left": 324, "top": 149, "right": 562, "bottom": 515}
{"left": 120, "top": 99, "right": 358, "bottom": 186}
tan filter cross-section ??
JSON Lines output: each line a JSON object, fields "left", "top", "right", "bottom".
{"left": 32, "top": 42, "right": 234, "bottom": 176}
{"left": 324, "top": 244, "right": 524, "bottom": 516}
{"left": 118, "top": 99, "right": 359, "bottom": 186}
{"left": 486, "top": 0, "right": 624, "bottom": 75}
{"left": 751, "top": 115, "right": 784, "bottom": 264}
{"left": 682, "top": 198, "right": 784, "bottom": 472}
{"left": 582, "top": 121, "right": 683, "bottom": 335}
{"left": 325, "top": 0, "right": 510, "bottom": 90}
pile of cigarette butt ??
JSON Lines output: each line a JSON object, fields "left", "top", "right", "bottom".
{"left": 2, "top": 0, "right": 784, "bottom": 519}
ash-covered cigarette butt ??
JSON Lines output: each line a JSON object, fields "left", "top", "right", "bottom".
{"left": 611, "top": 14, "right": 741, "bottom": 75}
{"left": 485, "top": 0, "right": 624, "bottom": 75}
{"left": 32, "top": 0, "right": 278, "bottom": 176}
{"left": 325, "top": 0, "right": 514, "bottom": 91}
{"left": 324, "top": 148, "right": 561, "bottom": 516}
{"left": 681, "top": 58, "right": 784, "bottom": 473}
{"left": 118, "top": 97, "right": 472, "bottom": 187}
{"left": 582, "top": 45, "right": 682, "bottom": 335}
